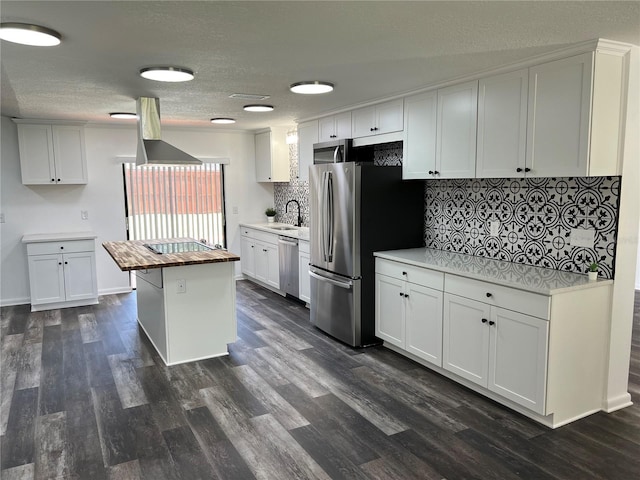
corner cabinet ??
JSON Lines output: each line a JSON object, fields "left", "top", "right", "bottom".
{"left": 22, "top": 233, "right": 98, "bottom": 312}
{"left": 255, "top": 127, "right": 290, "bottom": 182}
{"left": 15, "top": 122, "right": 88, "bottom": 185}
{"left": 297, "top": 120, "right": 318, "bottom": 182}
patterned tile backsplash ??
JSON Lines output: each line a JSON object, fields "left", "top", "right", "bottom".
{"left": 273, "top": 137, "right": 619, "bottom": 278}
{"left": 425, "top": 176, "right": 620, "bottom": 279}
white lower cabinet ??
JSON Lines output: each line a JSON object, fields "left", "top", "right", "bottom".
{"left": 298, "top": 240, "right": 310, "bottom": 304}
{"left": 240, "top": 227, "right": 279, "bottom": 290}
{"left": 23, "top": 234, "right": 98, "bottom": 312}
{"left": 375, "top": 258, "right": 444, "bottom": 367}
{"left": 443, "top": 293, "right": 548, "bottom": 414}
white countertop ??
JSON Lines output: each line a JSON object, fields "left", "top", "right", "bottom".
{"left": 240, "top": 223, "right": 309, "bottom": 242}
{"left": 374, "top": 248, "right": 613, "bottom": 296}
{"left": 22, "top": 231, "right": 97, "bottom": 243}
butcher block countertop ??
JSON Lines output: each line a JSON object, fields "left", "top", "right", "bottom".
{"left": 103, "top": 238, "right": 240, "bottom": 271}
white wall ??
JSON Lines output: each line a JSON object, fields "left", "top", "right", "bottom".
{"left": 0, "top": 117, "right": 273, "bottom": 305}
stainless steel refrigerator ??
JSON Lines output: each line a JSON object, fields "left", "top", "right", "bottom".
{"left": 309, "top": 161, "right": 424, "bottom": 347}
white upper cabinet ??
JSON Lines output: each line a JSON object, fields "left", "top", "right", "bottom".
{"left": 352, "top": 99, "right": 403, "bottom": 138}
{"left": 526, "top": 53, "right": 592, "bottom": 177}
{"left": 402, "top": 91, "right": 437, "bottom": 180}
{"left": 476, "top": 69, "right": 529, "bottom": 178}
{"left": 318, "top": 112, "right": 352, "bottom": 142}
{"left": 297, "top": 120, "right": 318, "bottom": 182}
{"left": 17, "top": 123, "right": 87, "bottom": 185}
{"left": 255, "top": 127, "right": 290, "bottom": 182}
{"left": 436, "top": 80, "right": 478, "bottom": 178}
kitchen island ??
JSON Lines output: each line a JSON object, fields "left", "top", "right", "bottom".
{"left": 103, "top": 238, "right": 240, "bottom": 365}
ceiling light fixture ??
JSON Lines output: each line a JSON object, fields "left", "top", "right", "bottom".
{"left": 139, "top": 66, "right": 194, "bottom": 82}
{"left": 0, "top": 22, "right": 61, "bottom": 46}
{"left": 210, "top": 118, "right": 236, "bottom": 124}
{"left": 289, "top": 81, "right": 334, "bottom": 94}
{"left": 243, "top": 105, "right": 274, "bottom": 112}
{"left": 110, "top": 112, "right": 137, "bottom": 119}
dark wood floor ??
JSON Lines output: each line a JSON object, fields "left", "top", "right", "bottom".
{"left": 1, "top": 281, "right": 639, "bottom": 479}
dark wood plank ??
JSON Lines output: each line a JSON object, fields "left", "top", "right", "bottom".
{"left": 162, "top": 426, "right": 217, "bottom": 480}
{"left": 39, "top": 325, "right": 64, "bottom": 415}
{"left": 1, "top": 387, "right": 38, "bottom": 469}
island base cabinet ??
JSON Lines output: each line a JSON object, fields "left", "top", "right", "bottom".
{"left": 136, "top": 262, "right": 236, "bottom": 366}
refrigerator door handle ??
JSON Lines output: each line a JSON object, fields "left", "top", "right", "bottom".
{"left": 327, "top": 171, "right": 334, "bottom": 262}
{"left": 309, "top": 270, "right": 352, "bottom": 289}
{"left": 320, "top": 171, "right": 328, "bottom": 262}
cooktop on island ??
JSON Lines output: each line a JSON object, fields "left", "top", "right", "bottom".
{"left": 144, "top": 241, "right": 214, "bottom": 255}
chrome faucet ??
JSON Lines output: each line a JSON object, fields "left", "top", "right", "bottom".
{"left": 285, "top": 199, "right": 303, "bottom": 227}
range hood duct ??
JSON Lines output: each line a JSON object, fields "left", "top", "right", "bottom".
{"left": 136, "top": 97, "right": 201, "bottom": 166}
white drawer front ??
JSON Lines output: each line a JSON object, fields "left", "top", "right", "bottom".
{"left": 240, "top": 227, "right": 277, "bottom": 245}
{"left": 445, "top": 274, "right": 550, "bottom": 320}
{"left": 375, "top": 258, "right": 443, "bottom": 290}
{"left": 27, "top": 239, "right": 95, "bottom": 256}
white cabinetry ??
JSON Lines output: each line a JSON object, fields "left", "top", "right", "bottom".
{"left": 296, "top": 120, "right": 318, "bottom": 182}
{"left": 402, "top": 91, "right": 437, "bottom": 180}
{"left": 240, "top": 227, "right": 280, "bottom": 289}
{"left": 476, "top": 69, "right": 529, "bottom": 178}
{"left": 23, "top": 233, "right": 98, "bottom": 312}
{"left": 436, "top": 80, "right": 478, "bottom": 178}
{"left": 318, "top": 112, "right": 352, "bottom": 142}
{"left": 375, "top": 258, "right": 444, "bottom": 367}
{"left": 255, "top": 127, "right": 290, "bottom": 182}
{"left": 15, "top": 122, "right": 88, "bottom": 185}
{"left": 352, "top": 99, "right": 403, "bottom": 138}
{"left": 298, "top": 240, "right": 311, "bottom": 304}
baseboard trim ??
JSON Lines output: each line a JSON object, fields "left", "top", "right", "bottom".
{"left": 99, "top": 287, "right": 133, "bottom": 296}
{"left": 0, "top": 296, "right": 30, "bottom": 307}
{"left": 604, "top": 392, "right": 634, "bottom": 412}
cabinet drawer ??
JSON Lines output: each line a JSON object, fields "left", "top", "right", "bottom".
{"left": 27, "top": 239, "right": 95, "bottom": 256}
{"left": 241, "top": 228, "right": 278, "bottom": 245}
{"left": 375, "top": 258, "right": 444, "bottom": 290}
{"left": 135, "top": 268, "right": 163, "bottom": 289}
{"left": 445, "top": 274, "right": 550, "bottom": 320}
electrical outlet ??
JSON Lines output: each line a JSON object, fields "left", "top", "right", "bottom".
{"left": 0, "top": 213, "right": 4, "bottom": 223}
{"left": 176, "top": 279, "right": 186, "bottom": 294}
{"left": 489, "top": 221, "right": 500, "bottom": 236}
{"left": 81, "top": 210, "right": 89, "bottom": 220}
{"left": 570, "top": 228, "right": 595, "bottom": 248}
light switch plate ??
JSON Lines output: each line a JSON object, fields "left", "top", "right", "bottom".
{"left": 570, "top": 228, "right": 595, "bottom": 248}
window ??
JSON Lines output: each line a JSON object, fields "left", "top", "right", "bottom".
{"left": 123, "top": 163, "right": 225, "bottom": 246}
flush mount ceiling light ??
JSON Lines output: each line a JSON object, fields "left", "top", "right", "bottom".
{"left": 210, "top": 118, "right": 236, "bottom": 124}
{"left": 139, "top": 66, "right": 194, "bottom": 82}
{"left": 243, "top": 104, "right": 274, "bottom": 112}
{"left": 289, "top": 81, "right": 334, "bottom": 94}
{"left": 110, "top": 112, "right": 137, "bottom": 119}
{"left": 0, "top": 22, "right": 61, "bottom": 46}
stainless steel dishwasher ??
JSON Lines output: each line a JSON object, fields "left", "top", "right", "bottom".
{"left": 278, "top": 236, "right": 299, "bottom": 298}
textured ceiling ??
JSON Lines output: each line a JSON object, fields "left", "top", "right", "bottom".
{"left": 1, "top": 1, "right": 639, "bottom": 131}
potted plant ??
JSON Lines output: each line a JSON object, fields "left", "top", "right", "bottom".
{"left": 587, "top": 262, "right": 598, "bottom": 281}
{"left": 265, "top": 207, "right": 276, "bottom": 223}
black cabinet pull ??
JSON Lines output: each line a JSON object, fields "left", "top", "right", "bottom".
{"left": 57, "top": 179, "right": 61, "bottom": 182}
{"left": 428, "top": 170, "right": 434, "bottom": 175}
{"left": 486, "top": 292, "right": 492, "bottom": 298}
{"left": 402, "top": 271, "right": 407, "bottom": 276}
{"left": 516, "top": 167, "right": 523, "bottom": 172}
{"left": 481, "top": 318, "right": 488, "bottom": 323}
{"left": 525, "top": 168, "right": 531, "bottom": 172}
{"left": 489, "top": 320, "right": 495, "bottom": 326}
{"left": 370, "top": 127, "right": 375, "bottom": 131}
{"left": 60, "top": 246, "right": 64, "bottom": 250}
{"left": 58, "top": 262, "right": 62, "bottom": 265}
{"left": 404, "top": 294, "right": 409, "bottom": 298}
{"left": 399, "top": 292, "right": 403, "bottom": 297}
{"left": 51, "top": 178, "right": 55, "bottom": 182}
{"left": 64, "top": 261, "right": 68, "bottom": 265}
{"left": 433, "top": 170, "right": 439, "bottom": 175}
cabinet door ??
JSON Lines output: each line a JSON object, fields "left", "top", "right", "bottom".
{"left": 334, "top": 112, "right": 352, "bottom": 139}
{"left": 477, "top": 70, "right": 528, "bottom": 178}
{"left": 375, "top": 273, "right": 405, "bottom": 348}
{"left": 298, "top": 251, "right": 311, "bottom": 303}
{"left": 526, "top": 53, "right": 592, "bottom": 177}
{"left": 52, "top": 126, "right": 87, "bottom": 184}
{"left": 376, "top": 99, "right": 404, "bottom": 135}
{"left": 318, "top": 116, "right": 336, "bottom": 142}
{"left": 62, "top": 251, "right": 98, "bottom": 301}
{"left": 488, "top": 307, "right": 548, "bottom": 414}
{"left": 264, "top": 242, "right": 280, "bottom": 289}
{"left": 443, "top": 293, "right": 490, "bottom": 387}
{"left": 17, "top": 124, "right": 56, "bottom": 185}
{"left": 403, "top": 91, "right": 437, "bottom": 179}
{"left": 240, "top": 237, "right": 256, "bottom": 277}
{"left": 255, "top": 131, "right": 272, "bottom": 182}
{"left": 405, "top": 284, "right": 443, "bottom": 367}
{"left": 436, "top": 81, "right": 478, "bottom": 178}
{"left": 351, "top": 106, "right": 377, "bottom": 138}
{"left": 28, "top": 254, "right": 65, "bottom": 305}
{"left": 297, "top": 120, "right": 318, "bottom": 182}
